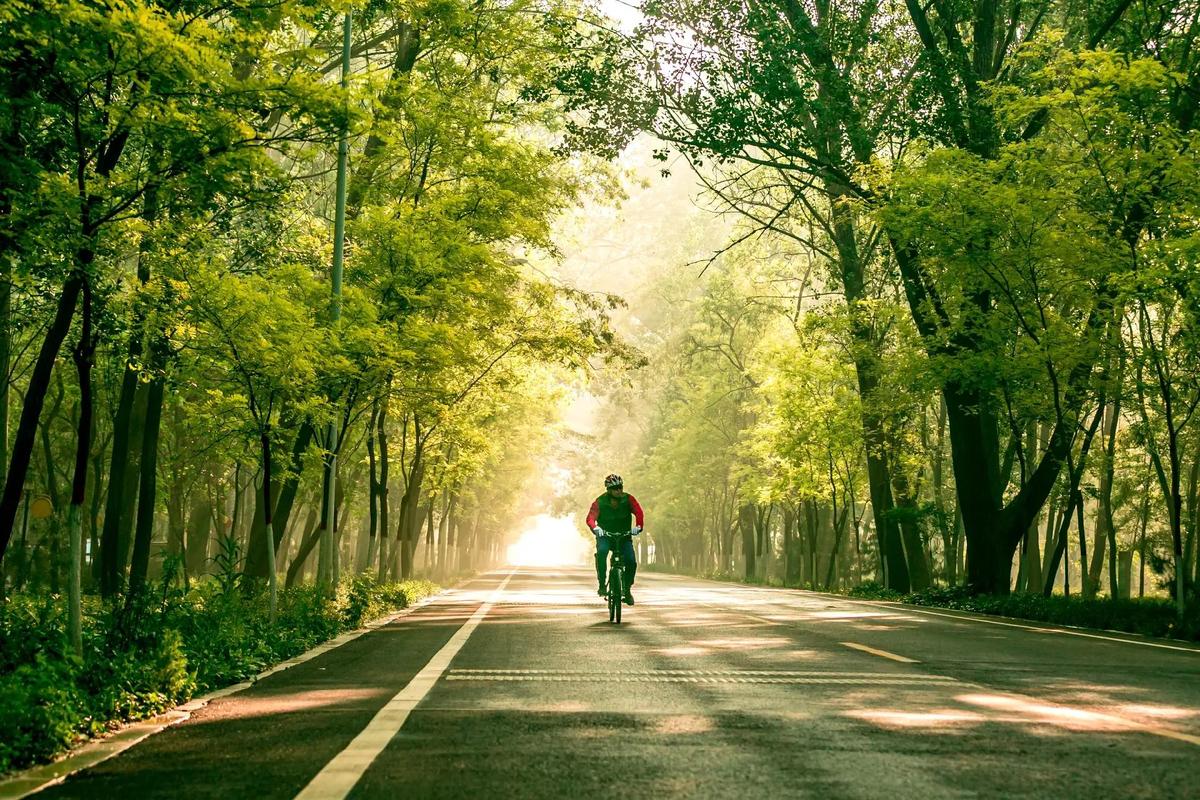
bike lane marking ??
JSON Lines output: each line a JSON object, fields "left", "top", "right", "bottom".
{"left": 840, "top": 642, "right": 920, "bottom": 663}
{"left": 293, "top": 570, "right": 515, "bottom": 800}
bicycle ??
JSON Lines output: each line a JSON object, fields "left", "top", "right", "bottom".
{"left": 601, "top": 530, "right": 634, "bottom": 624}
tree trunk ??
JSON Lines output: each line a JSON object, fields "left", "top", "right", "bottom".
{"left": 739, "top": 503, "right": 756, "bottom": 581}
{"left": 245, "top": 420, "right": 313, "bottom": 578}
{"left": 783, "top": 504, "right": 800, "bottom": 584}
{"left": 398, "top": 445, "right": 424, "bottom": 579}
{"left": 437, "top": 492, "right": 450, "bottom": 577}
{"left": 126, "top": 369, "right": 165, "bottom": 600}
{"left": 0, "top": 245, "right": 9, "bottom": 525}
{"left": 260, "top": 428, "right": 278, "bottom": 620}
{"left": 1084, "top": 505, "right": 1105, "bottom": 600}
{"left": 364, "top": 404, "right": 378, "bottom": 573}
{"left": 67, "top": 280, "right": 94, "bottom": 656}
{"left": 167, "top": 475, "right": 185, "bottom": 559}
{"left": 185, "top": 495, "right": 212, "bottom": 578}
{"left": 116, "top": 385, "right": 149, "bottom": 578}
{"left": 0, "top": 273, "right": 82, "bottom": 561}
{"left": 87, "top": 432, "right": 107, "bottom": 587}
{"left": 40, "top": 377, "right": 65, "bottom": 593}
{"left": 376, "top": 401, "right": 391, "bottom": 579}
{"left": 285, "top": 507, "right": 323, "bottom": 589}
{"left": 891, "top": 469, "right": 930, "bottom": 591}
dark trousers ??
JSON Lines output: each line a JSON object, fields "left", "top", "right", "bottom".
{"left": 595, "top": 536, "right": 637, "bottom": 589}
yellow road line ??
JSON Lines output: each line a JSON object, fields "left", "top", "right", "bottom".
{"left": 841, "top": 642, "right": 920, "bottom": 663}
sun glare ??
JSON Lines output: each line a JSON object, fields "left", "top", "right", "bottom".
{"left": 507, "top": 514, "right": 592, "bottom": 567}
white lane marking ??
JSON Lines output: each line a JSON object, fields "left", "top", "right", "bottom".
{"left": 841, "top": 642, "right": 920, "bottom": 663}
{"left": 294, "top": 571, "right": 514, "bottom": 800}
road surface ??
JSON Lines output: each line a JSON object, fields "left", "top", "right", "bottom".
{"left": 30, "top": 569, "right": 1200, "bottom": 799}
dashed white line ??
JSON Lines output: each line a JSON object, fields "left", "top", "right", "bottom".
{"left": 448, "top": 668, "right": 954, "bottom": 680}
{"left": 446, "top": 675, "right": 951, "bottom": 685}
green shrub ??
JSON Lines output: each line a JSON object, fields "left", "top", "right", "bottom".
{"left": 0, "top": 657, "right": 87, "bottom": 773}
{"left": 846, "top": 584, "right": 1200, "bottom": 642}
{"left": 846, "top": 581, "right": 904, "bottom": 600}
{"left": 0, "top": 575, "right": 440, "bottom": 774}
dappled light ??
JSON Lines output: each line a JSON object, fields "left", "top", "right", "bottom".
{"left": 844, "top": 709, "right": 986, "bottom": 730}
{"left": 6, "top": 0, "right": 1200, "bottom": 792}
{"left": 955, "top": 694, "right": 1141, "bottom": 733}
{"left": 652, "top": 715, "right": 716, "bottom": 735}
{"left": 205, "top": 689, "right": 389, "bottom": 721}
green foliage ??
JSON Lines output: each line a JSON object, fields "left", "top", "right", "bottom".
{"left": 846, "top": 584, "right": 1200, "bottom": 642}
{"left": 0, "top": 577, "right": 438, "bottom": 774}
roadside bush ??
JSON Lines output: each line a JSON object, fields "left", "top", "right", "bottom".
{"left": 0, "top": 576, "right": 439, "bottom": 774}
{"left": 0, "top": 657, "right": 87, "bottom": 770}
{"left": 846, "top": 581, "right": 903, "bottom": 601}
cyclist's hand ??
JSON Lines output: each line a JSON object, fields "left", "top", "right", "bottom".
{"left": 632, "top": 526, "right": 643, "bottom": 536}
{"left": 592, "top": 526, "right": 602, "bottom": 537}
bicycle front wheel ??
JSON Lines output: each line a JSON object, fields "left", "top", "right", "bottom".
{"left": 611, "top": 565, "right": 623, "bottom": 624}
{"left": 607, "top": 569, "right": 618, "bottom": 622}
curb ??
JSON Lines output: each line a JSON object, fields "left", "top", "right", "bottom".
{"left": 0, "top": 588, "right": 449, "bottom": 800}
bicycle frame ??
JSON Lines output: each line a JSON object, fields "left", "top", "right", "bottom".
{"left": 601, "top": 530, "right": 634, "bottom": 624}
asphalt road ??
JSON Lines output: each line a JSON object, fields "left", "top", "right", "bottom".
{"left": 33, "top": 568, "right": 1200, "bottom": 799}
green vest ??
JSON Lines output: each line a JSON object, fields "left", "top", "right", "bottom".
{"left": 596, "top": 493, "right": 633, "bottom": 532}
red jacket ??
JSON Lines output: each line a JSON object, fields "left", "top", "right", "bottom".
{"left": 587, "top": 493, "right": 645, "bottom": 531}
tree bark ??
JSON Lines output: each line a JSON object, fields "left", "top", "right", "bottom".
{"left": 184, "top": 494, "right": 212, "bottom": 578}
{"left": 126, "top": 366, "right": 165, "bottom": 600}
{"left": 244, "top": 420, "right": 311, "bottom": 578}
{"left": 364, "top": 404, "right": 378, "bottom": 572}
{"left": 739, "top": 503, "right": 756, "bottom": 580}
{"left": 260, "top": 427, "right": 277, "bottom": 620}
{"left": 67, "top": 280, "right": 94, "bottom": 656}
{"left": 0, "top": 273, "right": 82, "bottom": 561}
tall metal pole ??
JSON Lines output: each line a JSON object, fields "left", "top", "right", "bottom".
{"left": 321, "top": 10, "right": 352, "bottom": 587}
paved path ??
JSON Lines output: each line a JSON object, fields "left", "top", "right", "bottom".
{"left": 33, "top": 569, "right": 1200, "bottom": 799}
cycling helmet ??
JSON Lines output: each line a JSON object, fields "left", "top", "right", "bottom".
{"left": 604, "top": 474, "right": 623, "bottom": 489}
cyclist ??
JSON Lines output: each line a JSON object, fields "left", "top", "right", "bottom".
{"left": 586, "top": 474, "right": 644, "bottom": 605}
